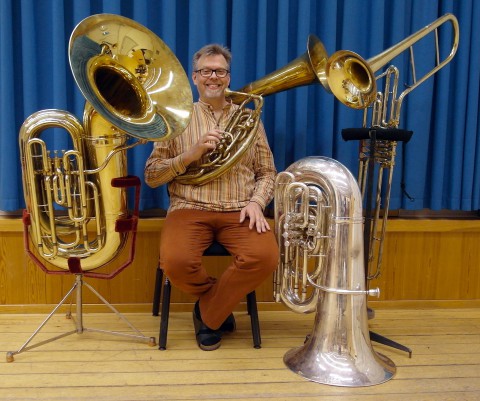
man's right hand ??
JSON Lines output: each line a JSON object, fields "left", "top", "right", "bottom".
{"left": 181, "top": 129, "right": 223, "bottom": 166}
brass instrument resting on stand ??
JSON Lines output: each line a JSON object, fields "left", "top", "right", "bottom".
{"left": 273, "top": 13, "right": 458, "bottom": 385}
{"left": 7, "top": 14, "right": 192, "bottom": 362}
{"left": 342, "top": 13, "right": 458, "bottom": 355}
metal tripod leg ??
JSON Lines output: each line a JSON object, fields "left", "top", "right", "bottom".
{"left": 6, "top": 275, "right": 155, "bottom": 362}
{"left": 370, "top": 331, "right": 412, "bottom": 358}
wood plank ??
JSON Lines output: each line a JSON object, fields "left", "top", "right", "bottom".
{"left": 0, "top": 309, "right": 479, "bottom": 401}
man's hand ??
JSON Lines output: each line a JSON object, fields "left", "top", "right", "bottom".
{"left": 240, "top": 201, "right": 270, "bottom": 233}
{"left": 181, "top": 129, "right": 223, "bottom": 166}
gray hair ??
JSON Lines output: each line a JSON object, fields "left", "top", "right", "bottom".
{"left": 192, "top": 44, "right": 232, "bottom": 70}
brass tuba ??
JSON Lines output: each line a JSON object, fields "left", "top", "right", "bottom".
{"left": 274, "top": 156, "right": 396, "bottom": 386}
{"left": 19, "top": 14, "right": 192, "bottom": 271}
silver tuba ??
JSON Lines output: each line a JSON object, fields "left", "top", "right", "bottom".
{"left": 19, "top": 14, "right": 192, "bottom": 271}
{"left": 274, "top": 156, "right": 396, "bottom": 386}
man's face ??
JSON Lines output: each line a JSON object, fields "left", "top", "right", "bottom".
{"left": 192, "top": 54, "right": 230, "bottom": 102}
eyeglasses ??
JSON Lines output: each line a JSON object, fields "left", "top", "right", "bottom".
{"left": 194, "top": 68, "right": 230, "bottom": 78}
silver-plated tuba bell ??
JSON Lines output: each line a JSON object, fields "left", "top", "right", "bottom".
{"left": 274, "top": 156, "right": 396, "bottom": 386}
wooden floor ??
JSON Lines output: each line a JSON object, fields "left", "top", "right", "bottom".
{"left": 0, "top": 307, "right": 479, "bottom": 400}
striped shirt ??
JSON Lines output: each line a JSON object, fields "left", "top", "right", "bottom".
{"left": 144, "top": 100, "right": 276, "bottom": 213}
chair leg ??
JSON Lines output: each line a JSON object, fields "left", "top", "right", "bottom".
{"left": 156, "top": 269, "right": 261, "bottom": 350}
{"left": 246, "top": 291, "right": 261, "bottom": 349}
{"left": 152, "top": 266, "right": 163, "bottom": 316}
{"left": 159, "top": 277, "right": 171, "bottom": 350}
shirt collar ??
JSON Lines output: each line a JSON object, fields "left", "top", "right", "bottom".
{"left": 198, "top": 98, "right": 233, "bottom": 113}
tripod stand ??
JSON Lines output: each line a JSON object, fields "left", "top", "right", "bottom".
{"left": 6, "top": 272, "right": 156, "bottom": 362}
{"left": 342, "top": 127, "right": 413, "bottom": 357}
{"left": 6, "top": 176, "right": 156, "bottom": 362}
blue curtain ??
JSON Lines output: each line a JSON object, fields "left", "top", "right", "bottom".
{"left": 1, "top": 0, "right": 478, "bottom": 212}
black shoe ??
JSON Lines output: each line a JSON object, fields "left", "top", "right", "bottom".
{"left": 192, "top": 304, "right": 222, "bottom": 351}
{"left": 219, "top": 313, "right": 236, "bottom": 334}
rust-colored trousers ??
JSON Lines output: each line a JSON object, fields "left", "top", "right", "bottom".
{"left": 159, "top": 209, "right": 279, "bottom": 329}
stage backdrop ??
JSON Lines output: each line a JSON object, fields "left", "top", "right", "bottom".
{"left": 1, "top": 0, "right": 478, "bottom": 212}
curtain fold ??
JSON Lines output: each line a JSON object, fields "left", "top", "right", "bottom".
{"left": 1, "top": 0, "right": 478, "bottom": 212}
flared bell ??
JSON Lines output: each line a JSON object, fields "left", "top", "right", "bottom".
{"left": 69, "top": 13, "right": 192, "bottom": 141}
{"left": 283, "top": 291, "right": 396, "bottom": 387}
{"left": 228, "top": 34, "right": 376, "bottom": 110}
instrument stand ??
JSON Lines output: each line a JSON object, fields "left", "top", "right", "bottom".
{"left": 7, "top": 176, "right": 155, "bottom": 362}
{"left": 342, "top": 127, "right": 413, "bottom": 358}
{"left": 6, "top": 274, "right": 156, "bottom": 362}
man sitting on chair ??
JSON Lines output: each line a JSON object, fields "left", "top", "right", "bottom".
{"left": 144, "top": 44, "right": 279, "bottom": 351}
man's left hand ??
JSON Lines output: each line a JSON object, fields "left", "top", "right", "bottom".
{"left": 240, "top": 202, "right": 270, "bottom": 233}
